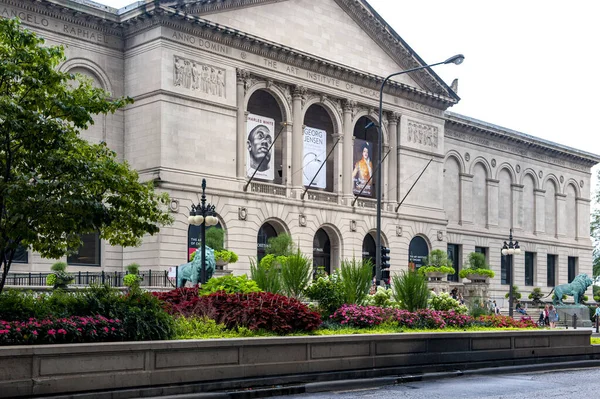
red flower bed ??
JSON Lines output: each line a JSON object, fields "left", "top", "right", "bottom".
{"left": 155, "top": 289, "right": 321, "bottom": 334}
{"left": 0, "top": 315, "right": 125, "bottom": 345}
{"left": 477, "top": 315, "right": 538, "bottom": 328}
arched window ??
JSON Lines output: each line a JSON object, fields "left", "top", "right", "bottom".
{"left": 303, "top": 104, "right": 334, "bottom": 192}
{"left": 362, "top": 233, "right": 376, "bottom": 277}
{"left": 352, "top": 116, "right": 379, "bottom": 198}
{"left": 408, "top": 236, "right": 429, "bottom": 270}
{"left": 247, "top": 90, "right": 284, "bottom": 184}
{"left": 443, "top": 156, "right": 461, "bottom": 223}
{"left": 313, "top": 228, "right": 331, "bottom": 275}
{"left": 257, "top": 222, "right": 278, "bottom": 262}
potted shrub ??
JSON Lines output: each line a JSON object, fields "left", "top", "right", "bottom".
{"left": 46, "top": 261, "right": 74, "bottom": 290}
{"left": 459, "top": 252, "right": 495, "bottom": 282}
{"left": 205, "top": 228, "right": 238, "bottom": 268}
{"left": 124, "top": 263, "right": 142, "bottom": 290}
{"left": 418, "top": 249, "right": 455, "bottom": 280}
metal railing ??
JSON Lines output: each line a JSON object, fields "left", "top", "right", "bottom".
{"left": 5, "top": 270, "right": 176, "bottom": 288}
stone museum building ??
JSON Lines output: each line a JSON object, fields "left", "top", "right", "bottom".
{"left": 5, "top": 0, "right": 599, "bottom": 301}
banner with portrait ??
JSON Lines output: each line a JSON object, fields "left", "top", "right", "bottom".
{"left": 302, "top": 126, "right": 327, "bottom": 189}
{"left": 352, "top": 138, "right": 374, "bottom": 196}
{"left": 246, "top": 113, "right": 275, "bottom": 181}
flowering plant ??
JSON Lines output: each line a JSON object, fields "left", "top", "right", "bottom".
{"left": 330, "top": 304, "right": 394, "bottom": 328}
{"left": 0, "top": 315, "right": 125, "bottom": 345}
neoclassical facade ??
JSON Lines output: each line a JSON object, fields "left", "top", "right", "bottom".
{"left": 7, "top": 0, "right": 599, "bottom": 301}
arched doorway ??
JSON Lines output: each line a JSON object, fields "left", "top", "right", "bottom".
{"left": 247, "top": 90, "right": 284, "bottom": 184}
{"left": 303, "top": 104, "right": 335, "bottom": 192}
{"left": 362, "top": 233, "right": 376, "bottom": 277}
{"left": 187, "top": 223, "right": 222, "bottom": 261}
{"left": 352, "top": 116, "right": 379, "bottom": 198}
{"left": 408, "top": 236, "right": 429, "bottom": 271}
{"left": 313, "top": 228, "right": 331, "bottom": 275}
{"left": 257, "top": 222, "right": 278, "bottom": 262}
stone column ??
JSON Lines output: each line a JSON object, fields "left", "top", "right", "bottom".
{"left": 534, "top": 189, "right": 546, "bottom": 234}
{"left": 459, "top": 173, "right": 474, "bottom": 225}
{"left": 487, "top": 178, "right": 499, "bottom": 228}
{"left": 387, "top": 112, "right": 399, "bottom": 204}
{"left": 342, "top": 100, "right": 355, "bottom": 200}
{"left": 555, "top": 193, "right": 567, "bottom": 238}
{"left": 332, "top": 133, "right": 343, "bottom": 196}
{"left": 291, "top": 86, "right": 305, "bottom": 190}
{"left": 282, "top": 121, "right": 293, "bottom": 187}
{"left": 511, "top": 184, "right": 524, "bottom": 230}
{"left": 236, "top": 69, "right": 248, "bottom": 180}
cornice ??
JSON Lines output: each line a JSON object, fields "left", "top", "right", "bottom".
{"left": 165, "top": 0, "right": 284, "bottom": 15}
{"left": 445, "top": 113, "right": 600, "bottom": 170}
{"left": 8, "top": 0, "right": 123, "bottom": 35}
{"left": 120, "top": 5, "right": 457, "bottom": 109}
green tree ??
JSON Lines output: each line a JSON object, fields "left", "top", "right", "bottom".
{"left": 0, "top": 19, "right": 172, "bottom": 293}
{"left": 592, "top": 168, "right": 600, "bottom": 277}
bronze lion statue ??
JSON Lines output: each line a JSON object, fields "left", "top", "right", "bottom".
{"left": 546, "top": 273, "right": 593, "bottom": 305}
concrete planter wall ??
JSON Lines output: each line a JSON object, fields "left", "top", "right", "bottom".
{"left": 0, "top": 330, "right": 596, "bottom": 398}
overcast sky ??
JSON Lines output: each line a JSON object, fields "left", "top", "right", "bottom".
{"left": 93, "top": 0, "right": 600, "bottom": 195}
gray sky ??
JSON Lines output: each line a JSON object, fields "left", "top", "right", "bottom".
{"left": 93, "top": 0, "right": 600, "bottom": 194}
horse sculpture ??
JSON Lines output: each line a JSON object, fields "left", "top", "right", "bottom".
{"left": 545, "top": 273, "right": 593, "bottom": 305}
{"left": 176, "top": 246, "right": 216, "bottom": 287}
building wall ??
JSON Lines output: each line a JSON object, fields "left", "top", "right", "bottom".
{"left": 5, "top": 0, "right": 597, "bottom": 302}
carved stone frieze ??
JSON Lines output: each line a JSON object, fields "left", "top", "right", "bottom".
{"left": 174, "top": 55, "right": 226, "bottom": 98}
{"left": 407, "top": 120, "right": 438, "bottom": 149}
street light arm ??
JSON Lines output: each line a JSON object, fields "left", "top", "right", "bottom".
{"left": 375, "top": 54, "right": 464, "bottom": 286}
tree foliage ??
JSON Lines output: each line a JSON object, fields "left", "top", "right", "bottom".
{"left": 592, "top": 168, "right": 600, "bottom": 278}
{"left": 0, "top": 19, "right": 172, "bottom": 292}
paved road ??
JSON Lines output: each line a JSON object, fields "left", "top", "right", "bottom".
{"left": 271, "top": 367, "right": 599, "bottom": 399}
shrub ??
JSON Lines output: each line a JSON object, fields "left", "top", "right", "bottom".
{"left": 419, "top": 265, "right": 455, "bottom": 275}
{"left": 504, "top": 285, "right": 522, "bottom": 300}
{"left": 528, "top": 287, "right": 544, "bottom": 305}
{"left": 459, "top": 252, "right": 495, "bottom": 278}
{"left": 200, "top": 274, "right": 261, "bottom": 295}
{"left": 51, "top": 262, "right": 67, "bottom": 272}
{"left": 266, "top": 234, "right": 294, "bottom": 256}
{"left": 391, "top": 270, "right": 429, "bottom": 311}
{"left": 0, "top": 315, "right": 125, "bottom": 345}
{"left": 214, "top": 250, "right": 238, "bottom": 264}
{"left": 174, "top": 316, "right": 229, "bottom": 339}
{"left": 478, "top": 315, "right": 537, "bottom": 328}
{"left": 116, "top": 288, "right": 175, "bottom": 341}
{"left": 123, "top": 274, "right": 142, "bottom": 287}
{"left": 304, "top": 273, "right": 344, "bottom": 317}
{"left": 250, "top": 255, "right": 283, "bottom": 294}
{"left": 339, "top": 258, "right": 373, "bottom": 305}
{"left": 365, "top": 286, "right": 396, "bottom": 308}
{"left": 126, "top": 263, "right": 140, "bottom": 275}
{"left": 429, "top": 292, "right": 468, "bottom": 313}
{"left": 155, "top": 290, "right": 321, "bottom": 334}
{"left": 419, "top": 250, "right": 455, "bottom": 275}
{"left": 46, "top": 274, "right": 57, "bottom": 286}
{"left": 330, "top": 304, "right": 393, "bottom": 328}
{"left": 280, "top": 249, "right": 312, "bottom": 299}
{"left": 205, "top": 227, "right": 225, "bottom": 251}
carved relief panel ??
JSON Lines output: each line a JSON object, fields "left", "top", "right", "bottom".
{"left": 174, "top": 55, "right": 226, "bottom": 97}
{"left": 399, "top": 117, "right": 444, "bottom": 154}
{"left": 171, "top": 54, "right": 235, "bottom": 106}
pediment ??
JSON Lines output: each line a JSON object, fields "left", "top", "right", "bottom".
{"left": 160, "top": 0, "right": 455, "bottom": 98}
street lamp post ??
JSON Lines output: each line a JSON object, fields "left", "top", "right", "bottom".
{"left": 502, "top": 228, "right": 521, "bottom": 317}
{"left": 375, "top": 54, "right": 465, "bottom": 285}
{"left": 188, "top": 178, "right": 219, "bottom": 285}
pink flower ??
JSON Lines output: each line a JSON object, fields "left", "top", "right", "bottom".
{"left": 57, "top": 329, "right": 67, "bottom": 335}
{"left": 48, "top": 329, "right": 56, "bottom": 335}
{"left": 32, "top": 330, "right": 38, "bottom": 336}
{"left": 103, "top": 327, "right": 109, "bottom": 333}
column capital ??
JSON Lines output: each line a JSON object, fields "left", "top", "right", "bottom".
{"left": 342, "top": 99, "right": 356, "bottom": 112}
{"left": 293, "top": 85, "right": 307, "bottom": 99}
{"left": 236, "top": 68, "right": 250, "bottom": 83}
{"left": 386, "top": 111, "right": 400, "bottom": 124}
